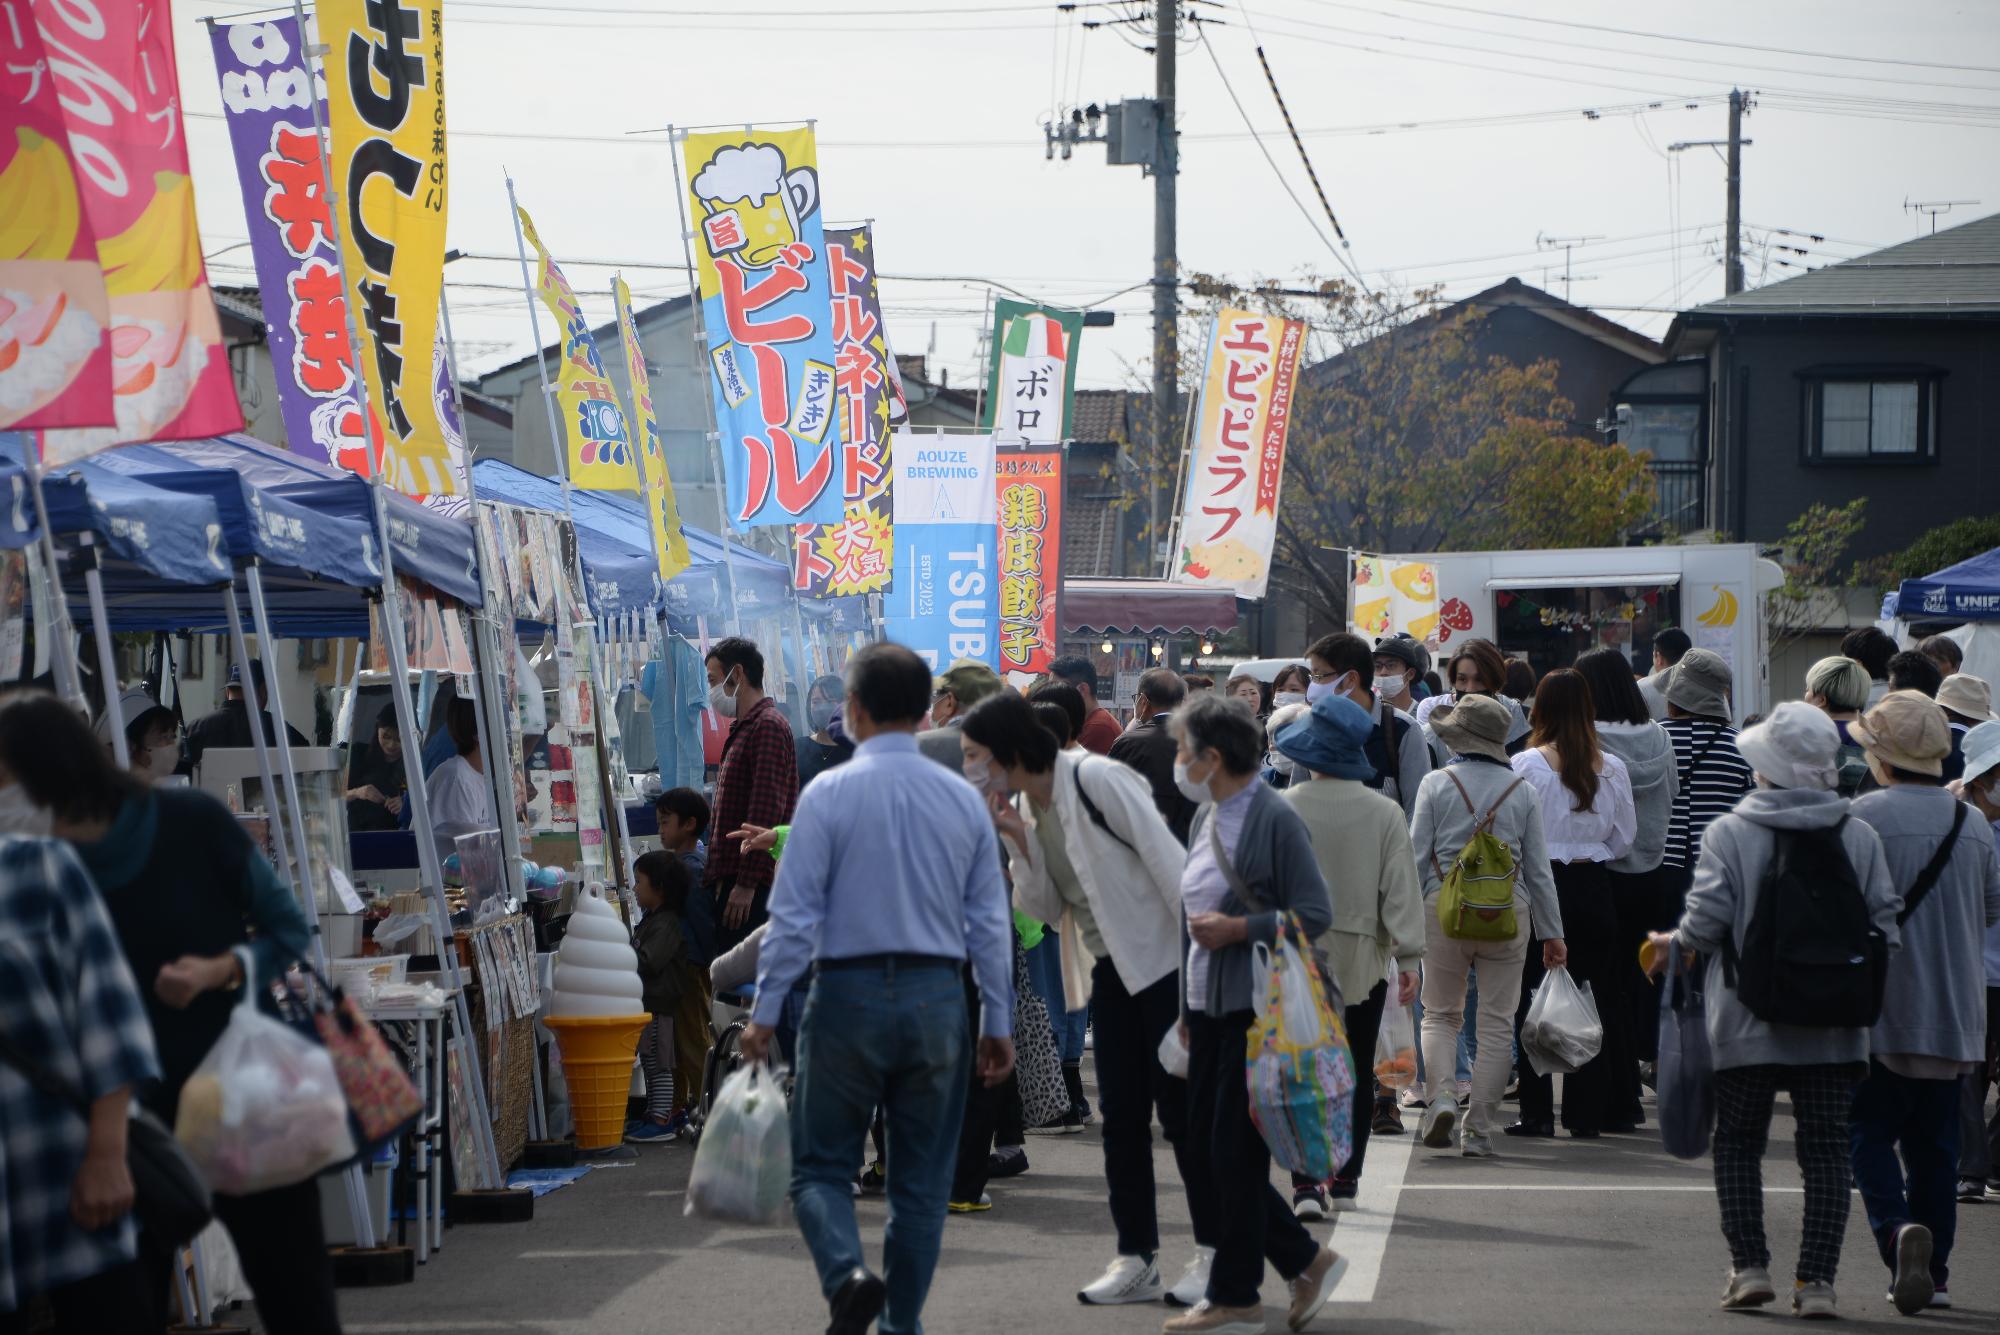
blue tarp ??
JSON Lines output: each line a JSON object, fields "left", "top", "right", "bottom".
{"left": 0, "top": 437, "right": 230, "bottom": 587}
{"left": 1886, "top": 546, "right": 2000, "bottom": 621}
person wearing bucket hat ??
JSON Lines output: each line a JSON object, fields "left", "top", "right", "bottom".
{"left": 1937, "top": 674, "right": 1997, "bottom": 784}
{"left": 1275, "top": 694, "right": 1426, "bottom": 1216}
{"left": 1947, "top": 720, "right": 2000, "bottom": 1207}
{"left": 1660, "top": 648, "right": 1755, "bottom": 933}
{"left": 1847, "top": 691, "right": 2000, "bottom": 1314}
{"left": 1646, "top": 700, "right": 1896, "bottom": 1318}
{"left": 1408, "top": 693, "right": 1565, "bottom": 1158}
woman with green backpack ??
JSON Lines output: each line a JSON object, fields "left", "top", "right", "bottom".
{"left": 1409, "top": 693, "right": 1567, "bottom": 1158}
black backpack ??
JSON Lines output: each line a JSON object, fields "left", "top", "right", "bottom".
{"left": 1723, "top": 818, "right": 1887, "bottom": 1028}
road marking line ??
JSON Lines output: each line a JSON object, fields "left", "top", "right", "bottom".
{"left": 516, "top": 1247, "right": 677, "bottom": 1258}
{"left": 1398, "top": 1183, "right": 1803, "bottom": 1192}
{"left": 1327, "top": 1127, "right": 1411, "bottom": 1301}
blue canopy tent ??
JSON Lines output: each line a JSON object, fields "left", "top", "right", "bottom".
{"left": 1885, "top": 547, "right": 2000, "bottom": 622}
{"left": 469, "top": 459, "right": 663, "bottom": 622}
{"left": 0, "top": 442, "right": 232, "bottom": 589}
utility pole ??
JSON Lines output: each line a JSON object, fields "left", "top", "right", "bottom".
{"left": 1149, "top": 1, "right": 1178, "bottom": 565}
{"left": 1725, "top": 88, "right": 1745, "bottom": 295}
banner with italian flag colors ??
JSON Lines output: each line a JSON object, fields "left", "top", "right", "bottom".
{"left": 0, "top": 16, "right": 113, "bottom": 431}
{"left": 322, "top": 0, "right": 458, "bottom": 496}
{"left": 995, "top": 449, "right": 1062, "bottom": 675}
{"left": 514, "top": 205, "right": 635, "bottom": 490}
{"left": 33, "top": 0, "right": 243, "bottom": 460}
{"left": 1169, "top": 308, "right": 1305, "bottom": 600}
{"left": 792, "top": 225, "right": 898, "bottom": 598}
{"left": 981, "top": 298, "right": 1083, "bottom": 444}
{"left": 613, "top": 276, "right": 690, "bottom": 581}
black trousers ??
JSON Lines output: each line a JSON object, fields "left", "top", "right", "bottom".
{"left": 951, "top": 971, "right": 999, "bottom": 1202}
{"left": 144, "top": 1177, "right": 342, "bottom": 1335}
{"left": 1187, "top": 1010, "right": 1319, "bottom": 1309}
{"left": 0, "top": 1260, "right": 150, "bottom": 1335}
{"left": 1094, "top": 958, "right": 1217, "bottom": 1256}
{"left": 1518, "top": 862, "right": 1630, "bottom": 1135}
{"left": 1610, "top": 865, "right": 1668, "bottom": 1098}
{"left": 1294, "top": 980, "right": 1386, "bottom": 1190}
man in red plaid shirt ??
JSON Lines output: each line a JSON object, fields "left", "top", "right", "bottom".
{"left": 705, "top": 637, "right": 800, "bottom": 952}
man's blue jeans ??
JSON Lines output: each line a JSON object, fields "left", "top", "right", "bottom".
{"left": 1025, "top": 934, "right": 1087, "bottom": 1064}
{"left": 1849, "top": 1059, "right": 1962, "bottom": 1286}
{"left": 791, "top": 958, "right": 969, "bottom": 1335}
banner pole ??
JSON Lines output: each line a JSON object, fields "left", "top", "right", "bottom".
{"left": 21, "top": 438, "right": 85, "bottom": 708}
{"left": 666, "top": 128, "right": 744, "bottom": 636}
{"left": 77, "top": 538, "right": 127, "bottom": 767}
{"left": 1160, "top": 314, "right": 1210, "bottom": 579}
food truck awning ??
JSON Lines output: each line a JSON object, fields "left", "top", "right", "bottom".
{"left": 1061, "top": 578, "right": 1241, "bottom": 635}
{"left": 1486, "top": 572, "right": 1682, "bottom": 590}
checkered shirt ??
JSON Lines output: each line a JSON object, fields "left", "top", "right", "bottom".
{"left": 705, "top": 695, "right": 799, "bottom": 893}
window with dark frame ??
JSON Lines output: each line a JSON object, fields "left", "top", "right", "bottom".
{"left": 1804, "top": 375, "right": 1938, "bottom": 462}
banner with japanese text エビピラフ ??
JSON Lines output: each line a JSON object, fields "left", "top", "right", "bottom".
{"left": 791, "top": 224, "right": 900, "bottom": 597}
{"left": 0, "top": 14, "right": 112, "bottom": 431}
{"left": 514, "top": 205, "right": 636, "bottom": 490}
{"left": 322, "top": 0, "right": 458, "bottom": 496}
{"left": 995, "top": 449, "right": 1061, "bottom": 676}
{"left": 34, "top": 0, "right": 244, "bottom": 459}
{"left": 1169, "top": 309, "right": 1306, "bottom": 600}
{"left": 981, "top": 299, "right": 1083, "bottom": 445}
{"left": 682, "top": 126, "right": 844, "bottom": 531}
{"left": 613, "top": 275, "right": 691, "bottom": 582}
{"left": 886, "top": 430, "right": 996, "bottom": 671}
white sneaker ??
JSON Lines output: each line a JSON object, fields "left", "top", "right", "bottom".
{"left": 1721, "top": 1266, "right": 1775, "bottom": 1309}
{"left": 1419, "top": 1094, "right": 1459, "bottom": 1149}
{"left": 1166, "top": 1247, "right": 1215, "bottom": 1308}
{"left": 1460, "top": 1130, "right": 1494, "bottom": 1158}
{"left": 1078, "top": 1254, "right": 1163, "bottom": 1306}
{"left": 1792, "top": 1280, "right": 1837, "bottom": 1320}
{"left": 1888, "top": 1223, "right": 1934, "bottom": 1316}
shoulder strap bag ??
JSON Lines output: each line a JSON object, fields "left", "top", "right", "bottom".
{"left": 1897, "top": 802, "right": 1968, "bottom": 927}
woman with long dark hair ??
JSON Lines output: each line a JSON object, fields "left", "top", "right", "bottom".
{"left": 0, "top": 692, "right": 336, "bottom": 1333}
{"left": 1573, "top": 648, "right": 1679, "bottom": 1129}
{"left": 1507, "top": 669, "right": 1636, "bottom": 1139}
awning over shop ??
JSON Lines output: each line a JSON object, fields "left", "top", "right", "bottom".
{"left": 1060, "top": 578, "right": 1241, "bottom": 635}
{"left": 1886, "top": 545, "right": 2000, "bottom": 622}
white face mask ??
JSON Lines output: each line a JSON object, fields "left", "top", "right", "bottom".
{"left": 1272, "top": 690, "right": 1306, "bottom": 710}
{"left": 1307, "top": 672, "right": 1354, "bottom": 705}
{"left": 0, "top": 783, "right": 50, "bottom": 836}
{"left": 1373, "top": 672, "right": 1408, "bottom": 699}
{"left": 708, "top": 669, "right": 739, "bottom": 718}
{"left": 966, "top": 756, "right": 1008, "bottom": 797}
{"left": 1173, "top": 755, "right": 1213, "bottom": 804}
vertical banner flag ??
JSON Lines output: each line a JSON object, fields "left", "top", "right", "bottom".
{"left": 981, "top": 298, "right": 1083, "bottom": 444}
{"left": 612, "top": 276, "right": 690, "bottom": 581}
{"left": 792, "top": 225, "right": 893, "bottom": 598}
{"left": 323, "top": 0, "right": 458, "bottom": 496}
{"left": 995, "top": 449, "right": 1062, "bottom": 675}
{"left": 681, "top": 126, "right": 844, "bottom": 530}
{"left": 1169, "top": 309, "right": 1305, "bottom": 599}
{"left": 0, "top": 16, "right": 113, "bottom": 430}
{"left": 36, "top": 1, "right": 244, "bottom": 459}
{"left": 886, "top": 430, "right": 997, "bottom": 671}
{"left": 515, "top": 207, "right": 635, "bottom": 490}
{"left": 1349, "top": 554, "right": 1441, "bottom": 643}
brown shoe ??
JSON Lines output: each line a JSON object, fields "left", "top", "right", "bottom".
{"left": 1162, "top": 1300, "right": 1267, "bottom": 1333}
{"left": 1286, "top": 1246, "right": 1348, "bottom": 1331}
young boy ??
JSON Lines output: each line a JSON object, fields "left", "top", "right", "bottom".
{"left": 651, "top": 788, "right": 717, "bottom": 1131}
{"left": 655, "top": 787, "right": 711, "bottom": 883}
{"left": 628, "top": 851, "right": 695, "bottom": 1143}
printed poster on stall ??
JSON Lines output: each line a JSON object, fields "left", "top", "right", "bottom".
{"left": 792, "top": 225, "right": 897, "bottom": 597}
{"left": 514, "top": 205, "right": 636, "bottom": 490}
{"left": 1349, "top": 554, "right": 1442, "bottom": 644}
{"left": 322, "top": 0, "right": 459, "bottom": 496}
{"left": 1169, "top": 309, "right": 1305, "bottom": 600}
{"left": 35, "top": 0, "right": 244, "bottom": 459}
{"left": 981, "top": 299, "right": 1083, "bottom": 444}
{"left": 886, "top": 430, "right": 996, "bottom": 671}
{"left": 0, "top": 16, "right": 113, "bottom": 431}
{"left": 995, "top": 449, "right": 1062, "bottom": 675}
{"left": 681, "top": 125, "right": 844, "bottom": 530}
{"left": 612, "top": 277, "right": 691, "bottom": 581}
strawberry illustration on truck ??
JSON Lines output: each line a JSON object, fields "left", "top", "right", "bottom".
{"left": 1436, "top": 596, "right": 1474, "bottom": 643}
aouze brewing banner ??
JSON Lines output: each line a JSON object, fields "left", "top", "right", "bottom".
{"left": 35, "top": 0, "right": 243, "bottom": 459}
{"left": 515, "top": 206, "right": 636, "bottom": 491}
{"left": 887, "top": 430, "right": 996, "bottom": 671}
{"left": 681, "top": 126, "right": 844, "bottom": 531}
{"left": 323, "top": 0, "right": 458, "bottom": 496}
{"left": 613, "top": 276, "right": 691, "bottom": 582}
{"left": 995, "top": 449, "right": 1061, "bottom": 676}
{"left": 0, "top": 15, "right": 112, "bottom": 430}
{"left": 1169, "top": 309, "right": 1305, "bottom": 600}
{"left": 981, "top": 298, "right": 1083, "bottom": 445}
{"left": 792, "top": 224, "right": 899, "bottom": 597}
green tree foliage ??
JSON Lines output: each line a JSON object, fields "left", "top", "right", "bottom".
{"left": 1764, "top": 498, "right": 1868, "bottom": 661}
{"left": 1855, "top": 514, "right": 2000, "bottom": 588}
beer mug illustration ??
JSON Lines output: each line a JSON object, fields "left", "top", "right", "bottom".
{"left": 690, "top": 142, "right": 820, "bottom": 269}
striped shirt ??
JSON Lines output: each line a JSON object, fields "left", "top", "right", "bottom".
{"left": 1661, "top": 718, "right": 1756, "bottom": 869}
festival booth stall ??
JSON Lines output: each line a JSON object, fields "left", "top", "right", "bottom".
{"left": 1883, "top": 545, "right": 2000, "bottom": 685}
{"left": 1060, "top": 577, "right": 1244, "bottom": 717}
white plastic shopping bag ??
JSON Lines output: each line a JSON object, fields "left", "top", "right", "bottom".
{"left": 1520, "top": 965, "right": 1604, "bottom": 1077}
{"left": 1256, "top": 936, "right": 1324, "bottom": 1049}
{"left": 1373, "top": 959, "right": 1417, "bottom": 1090}
{"left": 1157, "top": 1020, "right": 1190, "bottom": 1079}
{"left": 686, "top": 1062, "right": 791, "bottom": 1224}
{"left": 175, "top": 951, "right": 355, "bottom": 1195}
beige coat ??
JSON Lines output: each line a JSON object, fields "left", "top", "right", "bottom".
{"left": 1283, "top": 777, "right": 1429, "bottom": 1000}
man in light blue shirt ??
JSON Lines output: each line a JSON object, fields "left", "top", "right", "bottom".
{"left": 742, "top": 641, "right": 1015, "bottom": 1335}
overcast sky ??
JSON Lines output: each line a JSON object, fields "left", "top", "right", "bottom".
{"left": 175, "top": 0, "right": 2000, "bottom": 396}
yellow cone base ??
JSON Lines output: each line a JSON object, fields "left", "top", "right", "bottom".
{"left": 544, "top": 1014, "right": 648, "bottom": 1150}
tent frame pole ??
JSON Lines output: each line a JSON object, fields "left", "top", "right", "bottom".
{"left": 77, "top": 536, "right": 128, "bottom": 768}
{"left": 22, "top": 439, "right": 85, "bottom": 707}
{"left": 243, "top": 561, "right": 331, "bottom": 976}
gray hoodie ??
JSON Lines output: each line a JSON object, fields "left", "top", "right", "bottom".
{"left": 1597, "top": 721, "right": 1678, "bottom": 874}
{"left": 1850, "top": 786, "right": 2000, "bottom": 1065}
{"left": 1675, "top": 787, "right": 1898, "bottom": 1071}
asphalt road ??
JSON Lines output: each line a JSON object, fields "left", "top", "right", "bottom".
{"left": 326, "top": 1068, "right": 2000, "bottom": 1334}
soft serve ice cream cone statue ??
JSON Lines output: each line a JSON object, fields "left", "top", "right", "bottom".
{"left": 543, "top": 886, "right": 647, "bottom": 1149}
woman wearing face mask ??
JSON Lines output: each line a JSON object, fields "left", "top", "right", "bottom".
{"left": 1270, "top": 664, "right": 1311, "bottom": 712}
{"left": 1261, "top": 702, "right": 1309, "bottom": 790}
{"left": 1413, "top": 638, "right": 1532, "bottom": 763}
{"left": 1225, "top": 672, "right": 1271, "bottom": 721}
{"left": 1169, "top": 693, "right": 1347, "bottom": 1332}
{"left": 958, "top": 691, "right": 1216, "bottom": 1306}
{"left": 0, "top": 691, "right": 336, "bottom": 1333}
{"left": 794, "top": 674, "right": 853, "bottom": 791}
{"left": 96, "top": 688, "right": 182, "bottom": 783}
